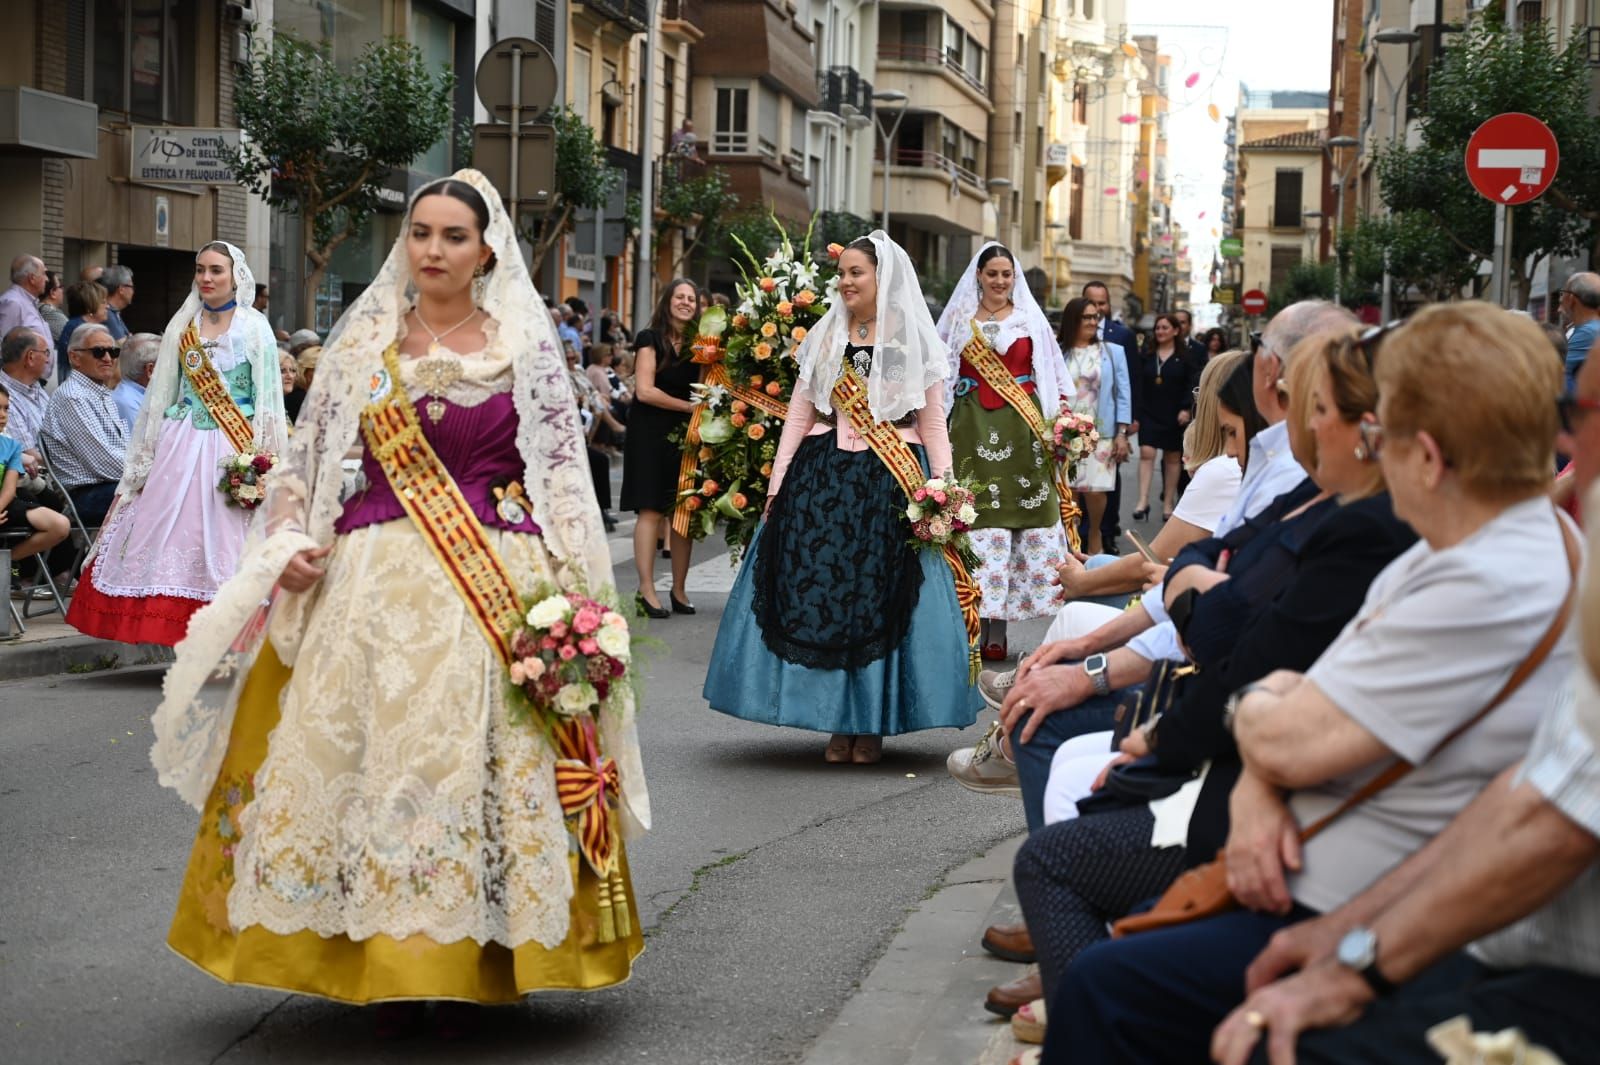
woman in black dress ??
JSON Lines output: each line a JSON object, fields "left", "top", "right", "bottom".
{"left": 621, "top": 277, "right": 702, "bottom": 618}
{"left": 1133, "top": 313, "right": 1196, "bottom": 522}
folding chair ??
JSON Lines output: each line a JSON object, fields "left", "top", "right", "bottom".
{"left": 3, "top": 525, "right": 70, "bottom": 634}
{"left": 34, "top": 435, "right": 102, "bottom": 581}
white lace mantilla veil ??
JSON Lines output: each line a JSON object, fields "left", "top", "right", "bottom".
{"left": 792, "top": 229, "right": 949, "bottom": 423}
{"left": 150, "top": 168, "right": 649, "bottom": 841}
{"left": 936, "top": 240, "right": 1071, "bottom": 419}
{"left": 115, "top": 241, "right": 287, "bottom": 501}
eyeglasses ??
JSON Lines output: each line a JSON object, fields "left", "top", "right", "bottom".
{"left": 1352, "top": 319, "right": 1404, "bottom": 372}
{"left": 1557, "top": 394, "right": 1600, "bottom": 433}
{"left": 25, "top": 347, "right": 48, "bottom": 358}
{"left": 75, "top": 346, "right": 117, "bottom": 360}
{"left": 1081, "top": 313, "right": 1102, "bottom": 322}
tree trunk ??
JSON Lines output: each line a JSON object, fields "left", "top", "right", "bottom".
{"left": 301, "top": 213, "right": 321, "bottom": 329}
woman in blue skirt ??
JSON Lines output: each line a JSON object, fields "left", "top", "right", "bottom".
{"left": 704, "top": 232, "right": 981, "bottom": 763}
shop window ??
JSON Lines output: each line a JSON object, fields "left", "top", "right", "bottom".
{"left": 92, "top": 0, "right": 196, "bottom": 124}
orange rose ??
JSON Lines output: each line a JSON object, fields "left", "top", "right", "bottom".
{"left": 685, "top": 495, "right": 702, "bottom": 511}
{"left": 731, "top": 412, "right": 748, "bottom": 428}
{"left": 750, "top": 374, "right": 764, "bottom": 386}
{"left": 732, "top": 313, "right": 749, "bottom": 329}
{"left": 698, "top": 446, "right": 714, "bottom": 461}
{"left": 826, "top": 242, "right": 844, "bottom": 259}
{"left": 731, "top": 399, "right": 748, "bottom": 414}
{"left": 761, "top": 462, "right": 773, "bottom": 476}
{"left": 765, "top": 381, "right": 782, "bottom": 396}
{"left": 758, "top": 277, "right": 778, "bottom": 293}
{"left": 760, "top": 321, "right": 778, "bottom": 338}
{"left": 776, "top": 300, "right": 793, "bottom": 317}
{"left": 701, "top": 479, "right": 719, "bottom": 494}
{"left": 731, "top": 492, "right": 749, "bottom": 510}
{"left": 747, "top": 423, "right": 766, "bottom": 440}
{"left": 754, "top": 342, "right": 773, "bottom": 361}
{"left": 794, "top": 289, "right": 817, "bottom": 307}
{"left": 790, "top": 326, "right": 808, "bottom": 341}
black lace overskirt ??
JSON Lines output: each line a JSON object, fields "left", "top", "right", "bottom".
{"left": 751, "top": 434, "right": 924, "bottom": 670}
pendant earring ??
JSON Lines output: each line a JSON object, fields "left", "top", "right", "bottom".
{"left": 1353, "top": 443, "right": 1369, "bottom": 462}
{"left": 473, "top": 262, "right": 487, "bottom": 303}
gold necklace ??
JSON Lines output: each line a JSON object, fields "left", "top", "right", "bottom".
{"left": 852, "top": 315, "right": 876, "bottom": 341}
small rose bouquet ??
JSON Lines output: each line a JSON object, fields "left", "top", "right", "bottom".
{"left": 505, "top": 592, "right": 635, "bottom": 732}
{"left": 217, "top": 450, "right": 276, "bottom": 509}
{"left": 904, "top": 475, "right": 983, "bottom": 567}
{"left": 1051, "top": 408, "right": 1100, "bottom": 478}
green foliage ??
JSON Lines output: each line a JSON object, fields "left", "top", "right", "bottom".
{"left": 656, "top": 167, "right": 740, "bottom": 276}
{"left": 523, "top": 108, "right": 622, "bottom": 274}
{"left": 812, "top": 210, "right": 875, "bottom": 249}
{"left": 1268, "top": 261, "right": 1337, "bottom": 314}
{"left": 224, "top": 33, "right": 458, "bottom": 321}
{"left": 1374, "top": 17, "right": 1600, "bottom": 303}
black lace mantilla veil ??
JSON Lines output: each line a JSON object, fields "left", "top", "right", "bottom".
{"left": 752, "top": 343, "right": 924, "bottom": 671}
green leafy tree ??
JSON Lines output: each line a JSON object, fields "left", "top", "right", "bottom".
{"left": 655, "top": 167, "right": 740, "bottom": 276}
{"left": 1374, "top": 12, "right": 1600, "bottom": 305}
{"left": 1268, "top": 261, "right": 1337, "bottom": 314}
{"left": 224, "top": 34, "right": 459, "bottom": 323}
{"left": 523, "top": 108, "right": 621, "bottom": 280}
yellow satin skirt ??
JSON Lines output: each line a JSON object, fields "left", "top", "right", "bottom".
{"left": 166, "top": 643, "right": 643, "bottom": 1004}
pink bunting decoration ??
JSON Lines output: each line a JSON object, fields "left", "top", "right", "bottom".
{"left": 1198, "top": 211, "right": 1207, "bottom": 219}
{"left": 1185, "top": 72, "right": 1200, "bottom": 89}
{"left": 1118, "top": 113, "right": 1139, "bottom": 125}
{"left": 1104, "top": 187, "right": 1119, "bottom": 196}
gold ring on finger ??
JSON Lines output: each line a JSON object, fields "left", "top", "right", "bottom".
{"left": 1244, "top": 1010, "right": 1268, "bottom": 1030}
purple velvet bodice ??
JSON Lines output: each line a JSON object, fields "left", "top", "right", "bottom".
{"left": 335, "top": 390, "right": 543, "bottom": 536}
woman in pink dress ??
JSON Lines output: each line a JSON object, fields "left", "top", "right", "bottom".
{"left": 67, "top": 242, "right": 287, "bottom": 644}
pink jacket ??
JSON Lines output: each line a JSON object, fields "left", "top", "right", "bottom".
{"left": 768, "top": 382, "right": 953, "bottom": 500}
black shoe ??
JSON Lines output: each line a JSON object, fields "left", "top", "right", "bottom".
{"left": 670, "top": 593, "right": 696, "bottom": 616}
{"left": 1131, "top": 507, "right": 1149, "bottom": 522}
{"left": 635, "top": 593, "right": 670, "bottom": 620}
{"left": 602, "top": 512, "right": 618, "bottom": 532}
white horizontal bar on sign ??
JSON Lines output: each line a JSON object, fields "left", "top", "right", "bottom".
{"left": 1477, "top": 148, "right": 1547, "bottom": 168}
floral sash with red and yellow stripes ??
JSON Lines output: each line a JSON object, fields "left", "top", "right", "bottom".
{"left": 361, "top": 343, "right": 630, "bottom": 941}
{"left": 831, "top": 366, "right": 983, "bottom": 682}
{"left": 178, "top": 321, "right": 255, "bottom": 454}
{"left": 958, "top": 321, "right": 1083, "bottom": 552}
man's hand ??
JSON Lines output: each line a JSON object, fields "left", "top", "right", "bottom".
{"left": 21, "top": 450, "right": 41, "bottom": 477}
{"left": 1245, "top": 913, "right": 1350, "bottom": 993}
{"left": 1226, "top": 769, "right": 1302, "bottom": 914}
{"left": 1000, "top": 664, "right": 1092, "bottom": 744}
{"left": 1112, "top": 434, "right": 1131, "bottom": 463}
{"left": 1165, "top": 564, "right": 1231, "bottom": 607}
{"left": 1140, "top": 560, "right": 1167, "bottom": 591}
{"left": 1211, "top": 961, "right": 1373, "bottom": 1065}
{"left": 1014, "top": 635, "right": 1093, "bottom": 685}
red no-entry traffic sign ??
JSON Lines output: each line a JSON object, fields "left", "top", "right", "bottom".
{"left": 1241, "top": 289, "right": 1268, "bottom": 315}
{"left": 1466, "top": 112, "right": 1560, "bottom": 206}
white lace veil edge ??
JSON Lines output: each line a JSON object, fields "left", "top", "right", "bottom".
{"left": 115, "top": 241, "right": 287, "bottom": 501}
{"left": 935, "top": 241, "right": 1070, "bottom": 420}
{"left": 792, "top": 230, "right": 948, "bottom": 423}
{"left": 151, "top": 169, "right": 649, "bottom": 841}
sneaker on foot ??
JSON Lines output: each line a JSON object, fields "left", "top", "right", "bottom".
{"left": 979, "top": 667, "right": 1016, "bottom": 712}
{"left": 946, "top": 721, "right": 1020, "bottom": 795}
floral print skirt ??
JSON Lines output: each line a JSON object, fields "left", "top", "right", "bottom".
{"left": 970, "top": 526, "right": 1068, "bottom": 621}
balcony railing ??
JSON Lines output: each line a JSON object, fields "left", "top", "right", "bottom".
{"left": 655, "top": 152, "right": 710, "bottom": 201}
{"left": 816, "top": 65, "right": 875, "bottom": 118}
{"left": 877, "top": 43, "right": 987, "bottom": 96}
{"left": 878, "top": 147, "right": 982, "bottom": 189}
{"left": 662, "top": 0, "right": 703, "bottom": 25}
{"left": 573, "top": 0, "right": 649, "bottom": 33}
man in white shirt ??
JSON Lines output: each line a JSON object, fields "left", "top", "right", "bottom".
{"left": 111, "top": 333, "right": 159, "bottom": 430}
{"left": 0, "top": 255, "right": 51, "bottom": 352}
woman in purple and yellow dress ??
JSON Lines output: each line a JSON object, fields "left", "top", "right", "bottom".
{"left": 149, "top": 171, "right": 649, "bottom": 1033}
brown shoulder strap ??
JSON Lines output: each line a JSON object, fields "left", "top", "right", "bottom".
{"left": 1299, "top": 511, "right": 1581, "bottom": 845}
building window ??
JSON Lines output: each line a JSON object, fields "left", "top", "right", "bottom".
{"left": 960, "top": 132, "right": 979, "bottom": 177}
{"left": 714, "top": 86, "right": 750, "bottom": 153}
{"left": 814, "top": 18, "right": 827, "bottom": 74}
{"left": 92, "top": 0, "right": 198, "bottom": 124}
{"left": 1272, "top": 169, "right": 1303, "bottom": 228}
{"left": 662, "top": 54, "right": 677, "bottom": 145}
{"left": 276, "top": 0, "right": 386, "bottom": 70}
{"left": 572, "top": 46, "right": 593, "bottom": 124}
{"left": 757, "top": 85, "right": 781, "bottom": 158}
{"left": 1269, "top": 245, "right": 1300, "bottom": 288}
{"left": 412, "top": 2, "right": 456, "bottom": 177}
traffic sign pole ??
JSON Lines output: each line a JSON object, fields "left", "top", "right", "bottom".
{"left": 1465, "top": 112, "right": 1559, "bottom": 309}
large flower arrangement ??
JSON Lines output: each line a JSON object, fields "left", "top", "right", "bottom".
{"left": 672, "top": 223, "right": 839, "bottom": 558}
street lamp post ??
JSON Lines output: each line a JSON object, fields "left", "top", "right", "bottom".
{"left": 1326, "top": 134, "right": 1360, "bottom": 303}
{"left": 987, "top": 176, "right": 1013, "bottom": 243}
{"left": 1302, "top": 209, "right": 1325, "bottom": 265}
{"left": 872, "top": 90, "right": 909, "bottom": 234}
{"left": 632, "top": 0, "right": 663, "bottom": 335}
{"left": 1373, "top": 27, "right": 1421, "bottom": 321}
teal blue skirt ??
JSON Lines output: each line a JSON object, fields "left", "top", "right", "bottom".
{"left": 703, "top": 437, "right": 981, "bottom": 736}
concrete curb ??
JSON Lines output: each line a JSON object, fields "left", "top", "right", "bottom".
{"left": 799, "top": 833, "right": 1028, "bottom": 1065}
{"left": 0, "top": 635, "right": 173, "bottom": 682}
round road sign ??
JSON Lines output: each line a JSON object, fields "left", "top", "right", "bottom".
{"left": 1241, "top": 289, "right": 1268, "bottom": 315}
{"left": 1465, "top": 112, "right": 1560, "bottom": 206}
{"left": 475, "top": 37, "right": 560, "bottom": 121}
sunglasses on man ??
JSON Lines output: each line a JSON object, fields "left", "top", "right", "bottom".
{"left": 75, "top": 346, "right": 118, "bottom": 360}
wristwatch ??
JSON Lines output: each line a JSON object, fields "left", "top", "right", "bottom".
{"left": 1221, "top": 681, "right": 1269, "bottom": 735}
{"left": 1336, "top": 927, "right": 1397, "bottom": 997}
{"left": 1084, "top": 653, "right": 1111, "bottom": 696}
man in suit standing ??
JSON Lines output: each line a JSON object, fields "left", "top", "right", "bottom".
{"left": 1083, "top": 281, "right": 1137, "bottom": 553}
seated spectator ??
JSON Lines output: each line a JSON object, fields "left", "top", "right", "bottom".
{"left": 0, "top": 382, "right": 69, "bottom": 567}
{"left": 112, "top": 333, "right": 159, "bottom": 431}
{"left": 296, "top": 345, "right": 322, "bottom": 393}
{"left": 1212, "top": 332, "right": 1600, "bottom": 1065}
{"left": 279, "top": 350, "right": 304, "bottom": 423}
{"left": 287, "top": 328, "right": 320, "bottom": 357}
{"left": 587, "top": 342, "right": 631, "bottom": 426}
{"left": 57, "top": 280, "right": 108, "bottom": 383}
{"left": 41, "top": 323, "right": 128, "bottom": 531}
{"left": 100, "top": 265, "right": 133, "bottom": 341}
{"left": 1, "top": 327, "right": 51, "bottom": 460}
{"left": 0, "top": 255, "right": 51, "bottom": 351}
{"left": 1046, "top": 303, "right": 1579, "bottom": 1065}
{"left": 1010, "top": 326, "right": 1418, "bottom": 1026}
{"left": 38, "top": 270, "right": 68, "bottom": 345}
{"left": 565, "top": 338, "right": 620, "bottom": 530}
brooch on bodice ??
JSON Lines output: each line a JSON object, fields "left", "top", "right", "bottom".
{"left": 412, "top": 357, "right": 463, "bottom": 423}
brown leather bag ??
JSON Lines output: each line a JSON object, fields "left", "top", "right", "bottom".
{"left": 1112, "top": 515, "right": 1580, "bottom": 938}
